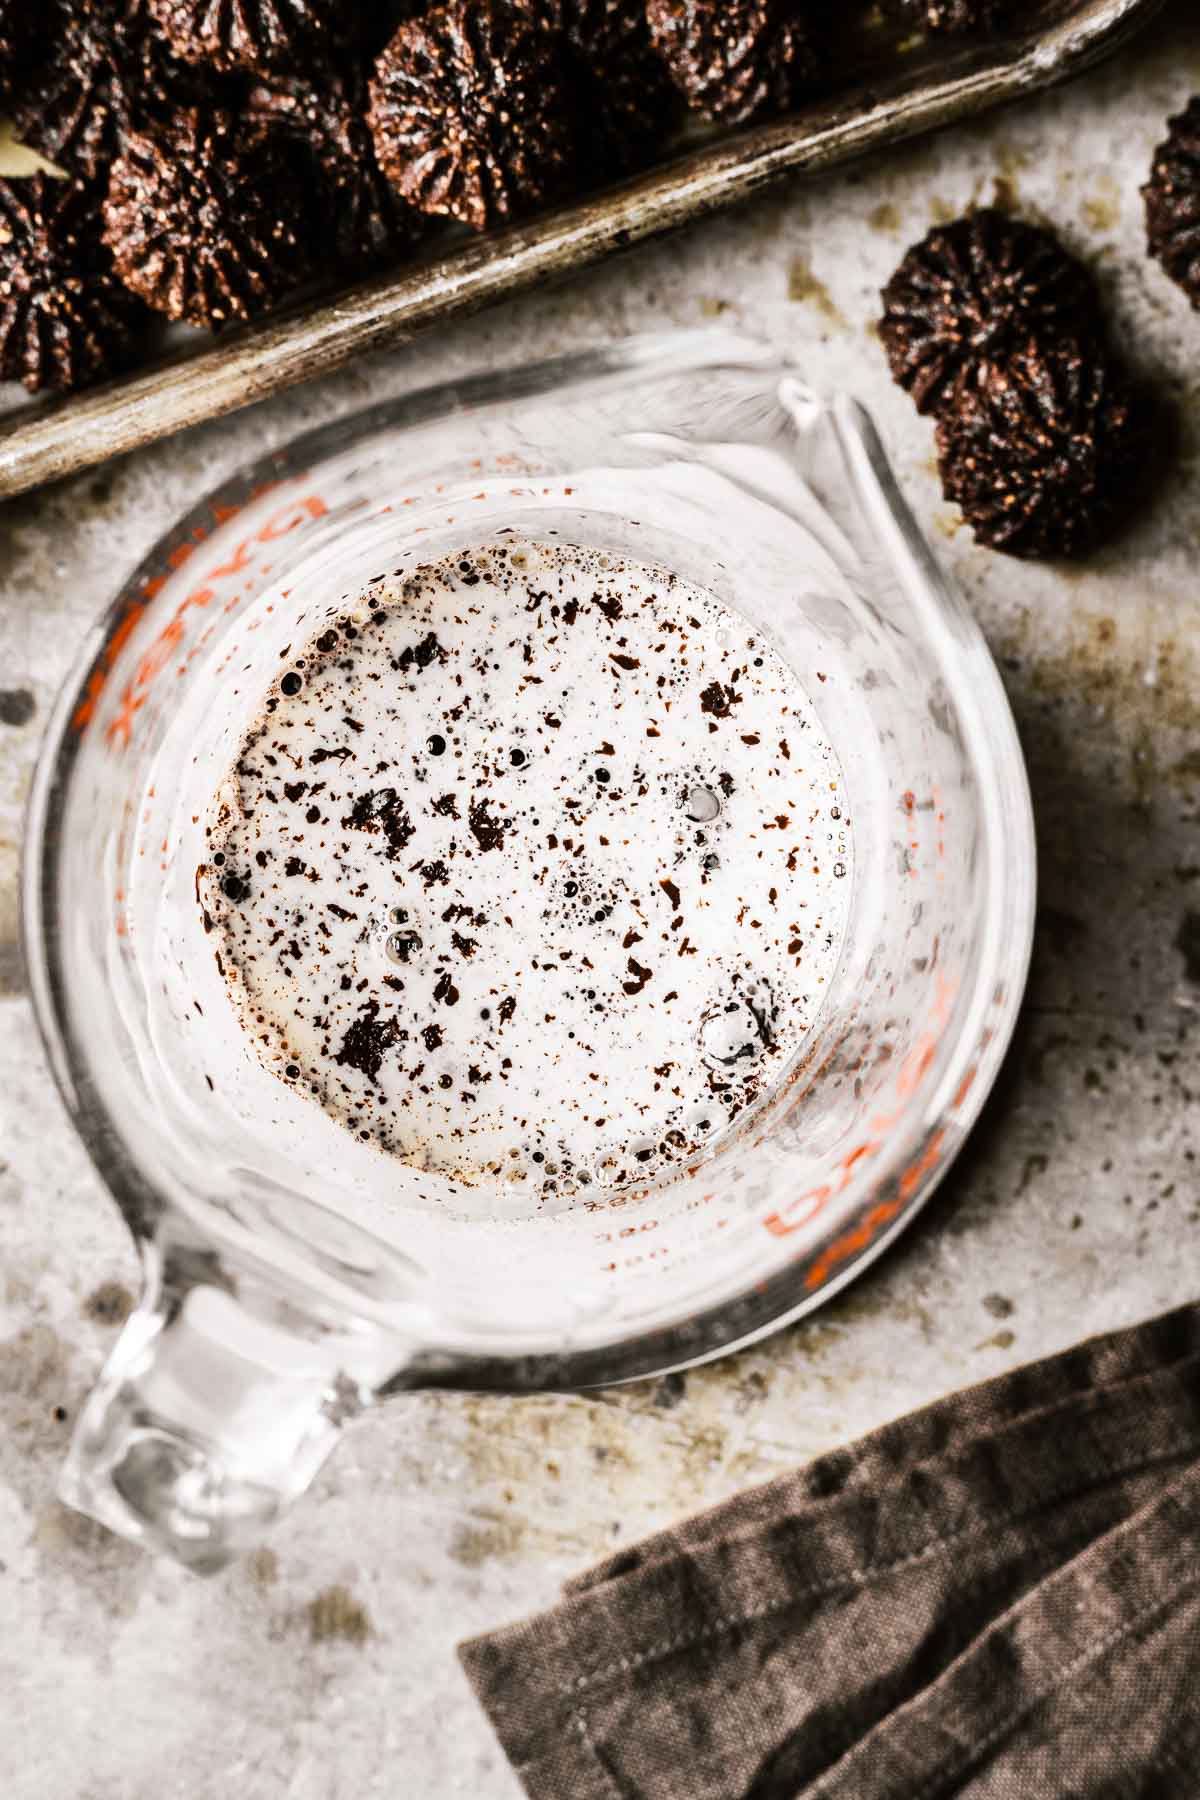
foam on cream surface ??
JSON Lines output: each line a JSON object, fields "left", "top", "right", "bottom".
{"left": 202, "top": 539, "right": 851, "bottom": 1201}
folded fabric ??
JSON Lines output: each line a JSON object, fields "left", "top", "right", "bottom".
{"left": 460, "top": 1305, "right": 1200, "bottom": 1800}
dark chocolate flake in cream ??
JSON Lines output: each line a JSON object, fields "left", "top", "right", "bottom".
{"left": 700, "top": 679, "right": 741, "bottom": 719}
{"left": 334, "top": 1001, "right": 400, "bottom": 1086}
{"left": 344, "top": 787, "right": 415, "bottom": 857}
{"left": 468, "top": 797, "right": 509, "bottom": 853}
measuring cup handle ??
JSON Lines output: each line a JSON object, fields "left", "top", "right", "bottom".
{"left": 59, "top": 1229, "right": 395, "bottom": 1573}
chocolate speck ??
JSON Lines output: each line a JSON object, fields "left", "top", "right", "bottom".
{"left": 344, "top": 788, "right": 415, "bottom": 858}
{"left": 434, "top": 970, "right": 461, "bottom": 1006}
{"left": 469, "top": 797, "right": 508, "bottom": 852}
{"left": 623, "top": 956, "right": 653, "bottom": 996}
{"left": 700, "top": 680, "right": 741, "bottom": 718}
{"left": 334, "top": 1000, "right": 400, "bottom": 1085}
{"left": 397, "top": 632, "right": 446, "bottom": 673}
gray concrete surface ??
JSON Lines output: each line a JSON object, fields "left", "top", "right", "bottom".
{"left": 3, "top": 12, "right": 1200, "bottom": 1797}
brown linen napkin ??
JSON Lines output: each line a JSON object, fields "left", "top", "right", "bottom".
{"left": 460, "top": 1306, "right": 1200, "bottom": 1800}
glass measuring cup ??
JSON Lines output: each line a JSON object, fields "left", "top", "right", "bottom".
{"left": 23, "top": 331, "right": 1035, "bottom": 1571}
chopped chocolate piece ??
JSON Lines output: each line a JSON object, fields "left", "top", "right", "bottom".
{"left": 0, "top": 175, "right": 146, "bottom": 392}
{"left": 699, "top": 679, "right": 739, "bottom": 718}
{"left": 644, "top": 0, "right": 821, "bottom": 127}
{"left": 244, "top": 70, "right": 417, "bottom": 271}
{"left": 468, "top": 797, "right": 508, "bottom": 851}
{"left": 12, "top": 0, "right": 205, "bottom": 182}
{"left": 368, "top": 0, "right": 577, "bottom": 232}
{"left": 333, "top": 999, "right": 401, "bottom": 1085}
{"left": 342, "top": 786, "right": 415, "bottom": 857}
{"left": 880, "top": 209, "right": 1097, "bottom": 416}
{"left": 146, "top": 0, "right": 342, "bottom": 74}
{"left": 103, "top": 109, "right": 310, "bottom": 328}
{"left": 882, "top": 0, "right": 1008, "bottom": 32}
{"left": 1144, "top": 96, "right": 1200, "bottom": 310}
{"left": 935, "top": 336, "right": 1150, "bottom": 560}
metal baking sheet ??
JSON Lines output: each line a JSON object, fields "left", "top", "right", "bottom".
{"left": 0, "top": 0, "right": 1162, "bottom": 501}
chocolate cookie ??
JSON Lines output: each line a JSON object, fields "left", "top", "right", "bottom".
{"left": 12, "top": 0, "right": 205, "bottom": 181}
{"left": 103, "top": 109, "right": 310, "bottom": 328}
{"left": 0, "top": 175, "right": 147, "bottom": 392}
{"left": 935, "top": 336, "right": 1149, "bottom": 559}
{"left": 145, "top": 0, "right": 342, "bottom": 75}
{"left": 1144, "top": 96, "right": 1200, "bottom": 310}
{"left": 244, "top": 72, "right": 417, "bottom": 273}
{"left": 880, "top": 209, "right": 1097, "bottom": 416}
{"left": 543, "top": 0, "right": 674, "bottom": 179}
{"left": 644, "top": 0, "right": 821, "bottom": 127}
{"left": 368, "top": 1, "right": 577, "bottom": 232}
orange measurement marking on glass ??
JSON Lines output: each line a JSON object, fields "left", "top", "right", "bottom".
{"left": 764, "top": 1184, "right": 831, "bottom": 1238}
{"left": 898, "top": 1130, "right": 945, "bottom": 1201}
{"left": 72, "top": 602, "right": 146, "bottom": 730}
{"left": 804, "top": 1196, "right": 904, "bottom": 1290}
{"left": 98, "top": 492, "right": 329, "bottom": 747}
